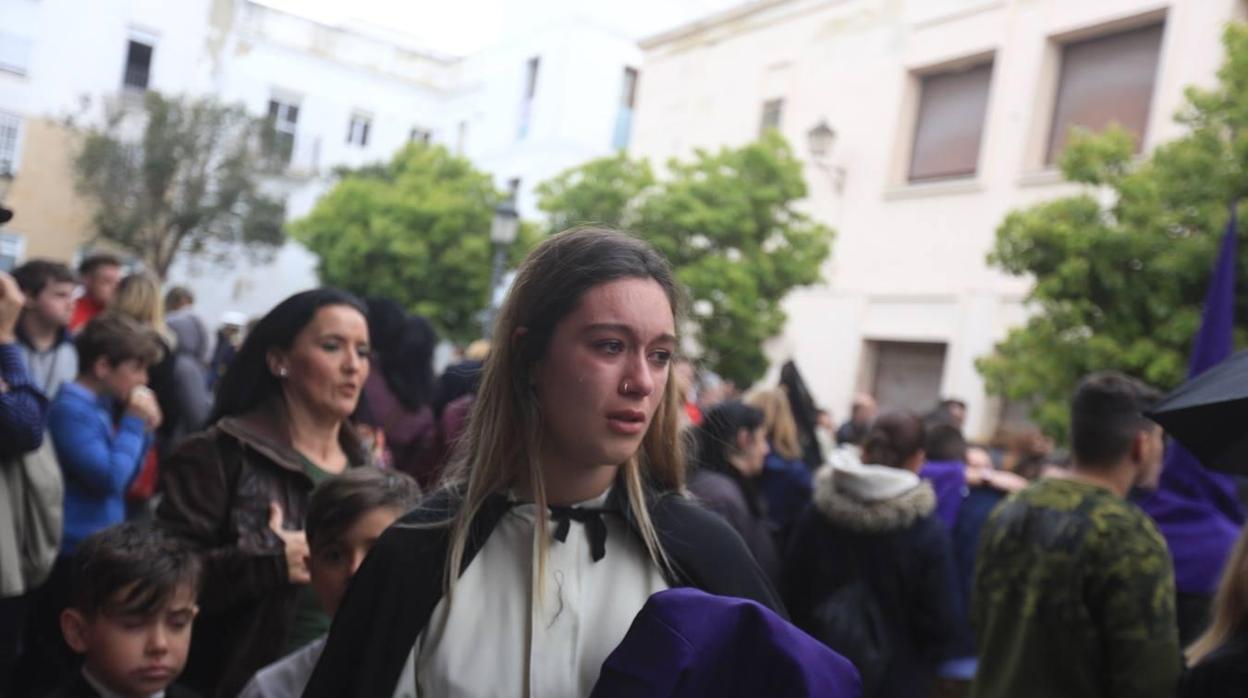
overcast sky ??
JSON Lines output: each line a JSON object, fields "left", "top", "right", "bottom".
{"left": 260, "top": 0, "right": 748, "bottom": 55}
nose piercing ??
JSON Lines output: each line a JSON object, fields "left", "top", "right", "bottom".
{"left": 622, "top": 380, "right": 631, "bottom": 393}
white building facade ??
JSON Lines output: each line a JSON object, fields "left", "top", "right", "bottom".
{"left": 0, "top": 0, "right": 647, "bottom": 329}
{"left": 631, "top": 0, "right": 1245, "bottom": 439}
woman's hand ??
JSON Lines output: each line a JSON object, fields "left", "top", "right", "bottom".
{"left": 269, "top": 502, "right": 311, "bottom": 584}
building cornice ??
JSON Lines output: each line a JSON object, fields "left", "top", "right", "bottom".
{"left": 640, "top": 0, "right": 850, "bottom": 51}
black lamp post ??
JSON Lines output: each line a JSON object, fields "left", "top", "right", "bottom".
{"left": 0, "top": 167, "right": 13, "bottom": 225}
{"left": 484, "top": 199, "right": 519, "bottom": 337}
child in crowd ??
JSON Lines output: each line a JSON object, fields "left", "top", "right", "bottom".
{"left": 50, "top": 314, "right": 163, "bottom": 555}
{"left": 238, "top": 467, "right": 421, "bottom": 698}
{"left": 48, "top": 521, "right": 200, "bottom": 698}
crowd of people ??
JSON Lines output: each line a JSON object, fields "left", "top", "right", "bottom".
{"left": 0, "top": 230, "right": 1246, "bottom": 697}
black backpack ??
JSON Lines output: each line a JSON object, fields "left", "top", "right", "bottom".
{"left": 810, "top": 565, "right": 893, "bottom": 696}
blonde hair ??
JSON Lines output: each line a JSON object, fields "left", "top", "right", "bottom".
{"left": 748, "top": 387, "right": 801, "bottom": 461}
{"left": 438, "top": 228, "right": 685, "bottom": 594}
{"left": 463, "top": 339, "right": 490, "bottom": 362}
{"left": 1187, "top": 527, "right": 1248, "bottom": 665}
{"left": 113, "top": 272, "right": 173, "bottom": 346}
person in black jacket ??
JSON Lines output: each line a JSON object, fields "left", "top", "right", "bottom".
{"left": 687, "top": 400, "right": 782, "bottom": 587}
{"left": 1180, "top": 526, "right": 1248, "bottom": 697}
{"left": 305, "top": 228, "right": 781, "bottom": 698}
{"left": 783, "top": 411, "right": 959, "bottom": 698}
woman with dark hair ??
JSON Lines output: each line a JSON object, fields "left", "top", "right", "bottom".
{"left": 361, "top": 298, "right": 440, "bottom": 486}
{"left": 156, "top": 288, "right": 372, "bottom": 698}
{"left": 305, "top": 228, "right": 782, "bottom": 698}
{"left": 783, "top": 411, "right": 960, "bottom": 698}
{"left": 687, "top": 400, "right": 782, "bottom": 586}
{"left": 779, "top": 360, "right": 824, "bottom": 470}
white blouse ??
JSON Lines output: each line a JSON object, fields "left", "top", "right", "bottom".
{"left": 392, "top": 489, "right": 669, "bottom": 698}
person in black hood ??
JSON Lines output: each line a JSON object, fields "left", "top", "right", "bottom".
{"left": 784, "top": 411, "right": 959, "bottom": 698}
{"left": 687, "top": 400, "right": 782, "bottom": 587}
{"left": 779, "top": 361, "right": 824, "bottom": 469}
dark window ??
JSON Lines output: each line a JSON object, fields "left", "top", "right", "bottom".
{"left": 518, "top": 56, "right": 540, "bottom": 139}
{"left": 266, "top": 98, "right": 299, "bottom": 168}
{"left": 613, "top": 67, "right": 640, "bottom": 150}
{"left": 348, "top": 114, "right": 371, "bottom": 147}
{"left": 123, "top": 40, "right": 153, "bottom": 90}
{"left": 908, "top": 61, "right": 994, "bottom": 182}
{"left": 1046, "top": 22, "right": 1164, "bottom": 164}
{"left": 759, "top": 98, "right": 783, "bottom": 136}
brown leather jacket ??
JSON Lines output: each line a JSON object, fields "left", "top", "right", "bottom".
{"left": 156, "top": 399, "right": 368, "bottom": 698}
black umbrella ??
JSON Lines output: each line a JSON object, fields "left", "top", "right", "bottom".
{"left": 1147, "top": 350, "right": 1248, "bottom": 476}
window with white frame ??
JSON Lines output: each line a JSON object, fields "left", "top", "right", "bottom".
{"left": 0, "top": 111, "right": 20, "bottom": 174}
{"left": 266, "top": 98, "right": 299, "bottom": 167}
{"left": 1046, "top": 22, "right": 1164, "bottom": 164}
{"left": 759, "top": 98, "right": 784, "bottom": 136}
{"left": 0, "top": 233, "right": 24, "bottom": 272}
{"left": 409, "top": 127, "right": 432, "bottom": 144}
{"left": 347, "top": 113, "right": 371, "bottom": 147}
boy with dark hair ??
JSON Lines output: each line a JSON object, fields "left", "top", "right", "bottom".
{"left": 12, "top": 260, "right": 78, "bottom": 397}
{"left": 50, "top": 521, "right": 201, "bottom": 698}
{"left": 238, "top": 467, "right": 420, "bottom": 698}
{"left": 971, "top": 371, "right": 1180, "bottom": 698}
{"left": 70, "top": 254, "right": 122, "bottom": 332}
{"left": 51, "top": 315, "right": 164, "bottom": 555}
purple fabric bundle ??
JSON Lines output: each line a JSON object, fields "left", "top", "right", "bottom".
{"left": 591, "top": 588, "right": 861, "bottom": 698}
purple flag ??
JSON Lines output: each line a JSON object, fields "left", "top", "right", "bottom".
{"left": 1139, "top": 206, "right": 1245, "bottom": 596}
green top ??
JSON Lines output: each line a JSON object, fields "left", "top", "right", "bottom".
{"left": 284, "top": 455, "right": 334, "bottom": 654}
{"left": 971, "top": 477, "right": 1181, "bottom": 698}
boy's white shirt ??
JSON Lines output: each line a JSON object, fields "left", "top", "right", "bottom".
{"left": 82, "top": 667, "right": 165, "bottom": 698}
{"left": 237, "top": 635, "right": 326, "bottom": 698}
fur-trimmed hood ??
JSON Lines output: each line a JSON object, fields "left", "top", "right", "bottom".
{"left": 812, "top": 459, "right": 937, "bottom": 533}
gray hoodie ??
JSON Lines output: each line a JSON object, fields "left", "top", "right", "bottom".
{"left": 16, "top": 325, "right": 77, "bottom": 399}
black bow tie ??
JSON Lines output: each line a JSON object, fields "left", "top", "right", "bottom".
{"left": 547, "top": 505, "right": 613, "bottom": 563}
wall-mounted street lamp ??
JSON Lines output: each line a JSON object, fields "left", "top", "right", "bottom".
{"left": 483, "top": 199, "right": 520, "bottom": 337}
{"left": 0, "top": 167, "right": 14, "bottom": 225}
{"left": 806, "top": 120, "right": 846, "bottom": 193}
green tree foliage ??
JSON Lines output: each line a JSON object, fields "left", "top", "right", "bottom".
{"left": 292, "top": 143, "right": 538, "bottom": 345}
{"left": 537, "top": 131, "right": 833, "bottom": 386}
{"left": 74, "top": 91, "right": 283, "bottom": 279}
{"left": 978, "top": 24, "right": 1248, "bottom": 441}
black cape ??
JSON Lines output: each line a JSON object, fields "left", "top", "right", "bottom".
{"left": 303, "top": 485, "right": 785, "bottom": 697}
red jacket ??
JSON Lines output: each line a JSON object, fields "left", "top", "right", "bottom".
{"left": 69, "top": 296, "right": 104, "bottom": 332}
